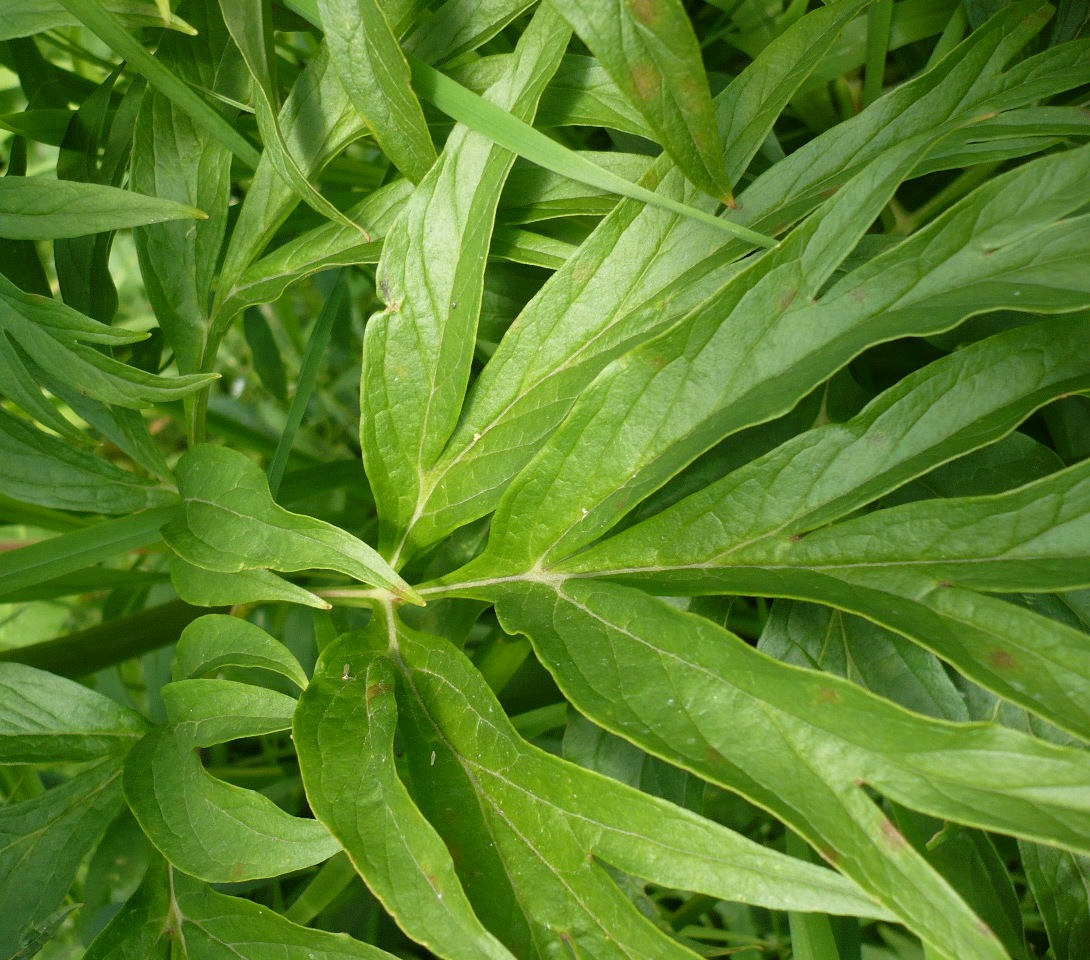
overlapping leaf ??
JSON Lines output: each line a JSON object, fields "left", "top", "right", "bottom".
{"left": 355, "top": 621, "right": 893, "bottom": 958}
{"left": 0, "top": 760, "right": 126, "bottom": 957}
{"left": 391, "top": 0, "right": 1083, "bottom": 561}
{"left": 492, "top": 579, "right": 1090, "bottom": 960}
{"left": 360, "top": 3, "right": 571, "bottom": 561}
{"left": 84, "top": 857, "right": 398, "bottom": 960}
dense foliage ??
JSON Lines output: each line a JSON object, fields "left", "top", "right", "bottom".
{"left": 1, "top": 0, "right": 1089, "bottom": 958}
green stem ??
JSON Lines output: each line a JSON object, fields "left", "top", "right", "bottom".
{"left": 863, "top": 0, "right": 894, "bottom": 109}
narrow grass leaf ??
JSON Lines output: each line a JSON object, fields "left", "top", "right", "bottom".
{"left": 0, "top": 505, "right": 175, "bottom": 599}
{"left": 410, "top": 55, "right": 775, "bottom": 247}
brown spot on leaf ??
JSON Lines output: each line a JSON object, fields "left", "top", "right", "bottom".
{"left": 777, "top": 288, "right": 798, "bottom": 311}
{"left": 819, "top": 845, "right": 840, "bottom": 865}
{"left": 626, "top": 0, "right": 662, "bottom": 26}
{"left": 366, "top": 681, "right": 392, "bottom": 703}
{"left": 630, "top": 61, "right": 661, "bottom": 103}
{"left": 989, "top": 650, "right": 1017, "bottom": 670}
{"left": 815, "top": 686, "right": 840, "bottom": 705}
{"left": 880, "top": 818, "right": 907, "bottom": 849}
{"left": 789, "top": 533, "right": 803, "bottom": 542}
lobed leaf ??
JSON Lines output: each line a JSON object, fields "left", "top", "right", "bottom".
{"left": 173, "top": 614, "right": 309, "bottom": 690}
{"left": 124, "top": 724, "right": 339, "bottom": 882}
{"left": 161, "top": 445, "right": 421, "bottom": 603}
{"left": 382, "top": 622, "right": 895, "bottom": 951}
{"left": 84, "top": 857, "right": 398, "bottom": 960}
{"left": 295, "top": 628, "right": 518, "bottom": 960}
{"left": 494, "top": 579, "right": 1090, "bottom": 960}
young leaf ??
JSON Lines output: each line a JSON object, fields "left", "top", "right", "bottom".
{"left": 548, "top": 0, "right": 731, "bottom": 201}
{"left": 162, "top": 445, "right": 421, "bottom": 604}
{"left": 0, "top": 177, "right": 206, "bottom": 239}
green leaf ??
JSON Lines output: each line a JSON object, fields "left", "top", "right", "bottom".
{"left": 163, "top": 678, "right": 297, "bottom": 746}
{"left": 479, "top": 146, "right": 1090, "bottom": 576}
{"left": 1020, "top": 842, "right": 1090, "bottom": 960}
{"left": 124, "top": 724, "right": 339, "bottom": 882}
{"left": 0, "top": 505, "right": 176, "bottom": 599}
{"left": 0, "top": 0, "right": 195, "bottom": 41}
{"left": 408, "top": 55, "right": 777, "bottom": 247}
{"left": 173, "top": 614, "right": 309, "bottom": 690}
{"left": 403, "top": 0, "right": 535, "bottom": 64}
{"left": 548, "top": 0, "right": 731, "bottom": 201}
{"left": 478, "top": 134, "right": 940, "bottom": 573}
{"left": 318, "top": 0, "right": 436, "bottom": 182}
{"left": 760, "top": 601, "right": 970, "bottom": 722}
{"left": 388, "top": 0, "right": 912, "bottom": 560}
{"left": 132, "top": 0, "right": 239, "bottom": 375}
{"left": 57, "top": 0, "right": 261, "bottom": 168}
{"left": 162, "top": 445, "right": 421, "bottom": 603}
{"left": 0, "top": 177, "right": 206, "bottom": 240}
{"left": 220, "top": 0, "right": 369, "bottom": 239}
{"left": 170, "top": 554, "right": 331, "bottom": 610}
{"left": 294, "top": 626, "right": 518, "bottom": 960}
{"left": 0, "top": 273, "right": 218, "bottom": 410}
{"left": 0, "top": 410, "right": 174, "bottom": 514}
{"left": 219, "top": 180, "right": 409, "bottom": 321}
{"left": 494, "top": 579, "right": 1090, "bottom": 960}
{"left": 0, "top": 759, "right": 126, "bottom": 958}
{"left": 0, "top": 662, "right": 146, "bottom": 763}
{"left": 375, "top": 622, "right": 895, "bottom": 952}
{"left": 84, "top": 857, "right": 399, "bottom": 960}
{"left": 211, "top": 42, "right": 374, "bottom": 338}
{"left": 361, "top": 4, "right": 572, "bottom": 561}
